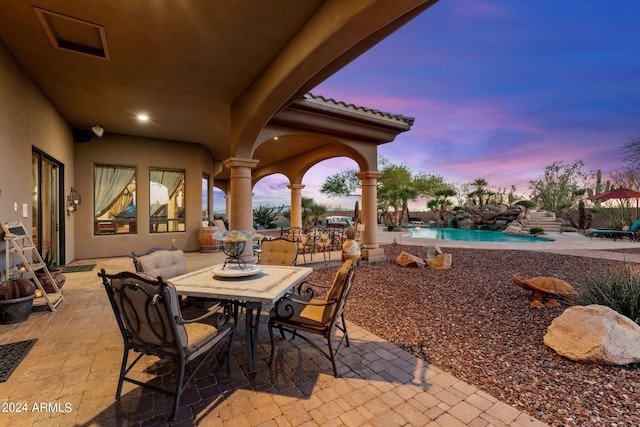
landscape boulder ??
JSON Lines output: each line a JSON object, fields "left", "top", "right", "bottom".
{"left": 418, "top": 245, "right": 443, "bottom": 260}
{"left": 503, "top": 223, "right": 523, "bottom": 234}
{"left": 426, "top": 253, "right": 452, "bottom": 270}
{"left": 480, "top": 210, "right": 499, "bottom": 222}
{"left": 341, "top": 239, "right": 361, "bottom": 261}
{"left": 457, "top": 218, "right": 475, "bottom": 229}
{"left": 470, "top": 214, "right": 483, "bottom": 225}
{"left": 544, "top": 304, "right": 640, "bottom": 365}
{"left": 395, "top": 252, "right": 426, "bottom": 268}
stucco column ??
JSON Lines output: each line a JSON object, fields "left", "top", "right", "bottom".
{"left": 288, "top": 184, "right": 305, "bottom": 228}
{"left": 225, "top": 195, "right": 231, "bottom": 224}
{"left": 356, "top": 171, "right": 385, "bottom": 262}
{"left": 223, "top": 157, "right": 259, "bottom": 261}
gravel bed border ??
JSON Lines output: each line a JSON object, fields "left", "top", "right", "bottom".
{"left": 307, "top": 245, "right": 640, "bottom": 427}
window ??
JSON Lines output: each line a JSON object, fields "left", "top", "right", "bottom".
{"left": 94, "top": 165, "right": 136, "bottom": 234}
{"left": 150, "top": 168, "right": 185, "bottom": 233}
{"left": 202, "top": 173, "right": 210, "bottom": 222}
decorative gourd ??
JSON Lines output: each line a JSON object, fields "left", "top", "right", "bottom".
{"left": 36, "top": 270, "right": 66, "bottom": 293}
{"left": 341, "top": 240, "right": 361, "bottom": 261}
{"left": 341, "top": 226, "right": 361, "bottom": 261}
{"left": 0, "top": 279, "right": 36, "bottom": 300}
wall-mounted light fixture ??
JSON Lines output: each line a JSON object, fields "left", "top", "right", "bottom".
{"left": 91, "top": 124, "right": 104, "bottom": 137}
{"left": 66, "top": 187, "right": 81, "bottom": 216}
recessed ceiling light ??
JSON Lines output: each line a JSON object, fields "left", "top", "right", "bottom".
{"left": 137, "top": 114, "right": 149, "bottom": 122}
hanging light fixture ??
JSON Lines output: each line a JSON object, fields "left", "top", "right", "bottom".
{"left": 91, "top": 124, "right": 104, "bottom": 137}
{"left": 66, "top": 187, "right": 81, "bottom": 216}
{"left": 70, "top": 187, "right": 81, "bottom": 205}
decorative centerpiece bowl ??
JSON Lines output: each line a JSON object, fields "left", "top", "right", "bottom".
{"left": 214, "top": 230, "right": 253, "bottom": 269}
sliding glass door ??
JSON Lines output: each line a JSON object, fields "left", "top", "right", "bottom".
{"left": 32, "top": 149, "right": 64, "bottom": 267}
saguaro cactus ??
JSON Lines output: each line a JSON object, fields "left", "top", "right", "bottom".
{"left": 586, "top": 169, "right": 611, "bottom": 208}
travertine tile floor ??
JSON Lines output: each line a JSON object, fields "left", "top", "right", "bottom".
{"left": 0, "top": 250, "right": 549, "bottom": 426}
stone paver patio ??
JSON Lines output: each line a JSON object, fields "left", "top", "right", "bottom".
{"left": 6, "top": 228, "right": 635, "bottom": 426}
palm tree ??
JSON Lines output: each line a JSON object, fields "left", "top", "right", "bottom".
{"left": 301, "top": 197, "right": 314, "bottom": 225}
{"left": 468, "top": 178, "right": 489, "bottom": 206}
{"left": 427, "top": 199, "right": 441, "bottom": 221}
{"left": 308, "top": 203, "right": 327, "bottom": 226}
{"left": 435, "top": 187, "right": 457, "bottom": 221}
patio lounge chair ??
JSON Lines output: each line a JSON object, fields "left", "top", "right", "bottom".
{"left": 268, "top": 258, "right": 359, "bottom": 377}
{"left": 589, "top": 219, "right": 640, "bottom": 240}
{"left": 98, "top": 270, "right": 235, "bottom": 420}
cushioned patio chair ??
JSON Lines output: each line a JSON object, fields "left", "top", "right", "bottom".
{"left": 259, "top": 238, "right": 298, "bottom": 266}
{"left": 268, "top": 258, "right": 359, "bottom": 377}
{"left": 98, "top": 270, "right": 235, "bottom": 420}
{"left": 130, "top": 247, "right": 187, "bottom": 278}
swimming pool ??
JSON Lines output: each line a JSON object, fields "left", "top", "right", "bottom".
{"left": 407, "top": 227, "right": 554, "bottom": 243}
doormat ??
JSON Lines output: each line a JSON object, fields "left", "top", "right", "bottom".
{"left": 0, "top": 339, "right": 37, "bottom": 382}
{"left": 62, "top": 264, "right": 96, "bottom": 273}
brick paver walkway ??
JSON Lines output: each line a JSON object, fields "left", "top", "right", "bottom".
{"left": 0, "top": 251, "right": 550, "bottom": 426}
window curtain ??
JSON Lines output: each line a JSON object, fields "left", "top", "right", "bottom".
{"left": 150, "top": 169, "right": 184, "bottom": 215}
{"left": 151, "top": 170, "right": 183, "bottom": 199}
{"left": 95, "top": 166, "right": 135, "bottom": 217}
{"left": 107, "top": 182, "right": 135, "bottom": 217}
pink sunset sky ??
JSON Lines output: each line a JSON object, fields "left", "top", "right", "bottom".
{"left": 217, "top": 0, "right": 640, "bottom": 214}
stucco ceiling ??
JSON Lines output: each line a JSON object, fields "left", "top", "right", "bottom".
{"left": 0, "top": 0, "right": 437, "bottom": 177}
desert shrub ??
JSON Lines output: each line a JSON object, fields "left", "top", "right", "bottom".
{"left": 529, "top": 227, "right": 544, "bottom": 234}
{"left": 253, "top": 204, "right": 284, "bottom": 228}
{"left": 574, "top": 262, "right": 640, "bottom": 324}
{"left": 515, "top": 200, "right": 536, "bottom": 209}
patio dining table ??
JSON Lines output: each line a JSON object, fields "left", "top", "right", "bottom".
{"left": 171, "top": 264, "right": 313, "bottom": 372}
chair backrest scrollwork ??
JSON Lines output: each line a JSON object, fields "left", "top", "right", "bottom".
{"left": 100, "top": 271, "right": 186, "bottom": 357}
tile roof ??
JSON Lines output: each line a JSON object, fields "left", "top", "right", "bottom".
{"left": 305, "top": 93, "right": 415, "bottom": 126}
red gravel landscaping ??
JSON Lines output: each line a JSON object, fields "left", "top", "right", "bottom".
{"left": 307, "top": 245, "right": 640, "bottom": 427}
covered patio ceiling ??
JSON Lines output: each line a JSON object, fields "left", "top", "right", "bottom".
{"left": 0, "top": 0, "right": 438, "bottom": 180}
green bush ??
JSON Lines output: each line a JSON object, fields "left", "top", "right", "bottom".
{"left": 574, "top": 262, "right": 640, "bottom": 325}
{"left": 515, "top": 200, "right": 537, "bottom": 209}
{"left": 529, "top": 227, "right": 544, "bottom": 234}
{"left": 253, "top": 204, "right": 284, "bottom": 228}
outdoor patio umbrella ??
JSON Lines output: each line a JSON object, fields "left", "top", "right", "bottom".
{"left": 589, "top": 187, "right": 640, "bottom": 222}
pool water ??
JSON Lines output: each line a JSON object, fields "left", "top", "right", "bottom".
{"left": 407, "top": 227, "right": 553, "bottom": 243}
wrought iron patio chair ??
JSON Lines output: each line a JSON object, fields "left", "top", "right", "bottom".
{"left": 302, "top": 227, "right": 323, "bottom": 262}
{"left": 130, "top": 247, "right": 187, "bottom": 278}
{"left": 98, "top": 270, "right": 235, "bottom": 420}
{"left": 130, "top": 246, "right": 214, "bottom": 308}
{"left": 267, "top": 258, "right": 359, "bottom": 377}
{"left": 325, "top": 226, "right": 346, "bottom": 252}
{"left": 253, "top": 234, "right": 265, "bottom": 262}
{"left": 259, "top": 237, "right": 298, "bottom": 266}
{"left": 281, "top": 226, "right": 308, "bottom": 264}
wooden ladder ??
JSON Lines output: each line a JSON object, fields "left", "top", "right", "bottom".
{"left": 2, "top": 221, "right": 64, "bottom": 311}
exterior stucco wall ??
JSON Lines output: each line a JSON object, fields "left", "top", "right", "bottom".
{"left": 0, "top": 40, "right": 75, "bottom": 263}
{"left": 74, "top": 134, "right": 214, "bottom": 259}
